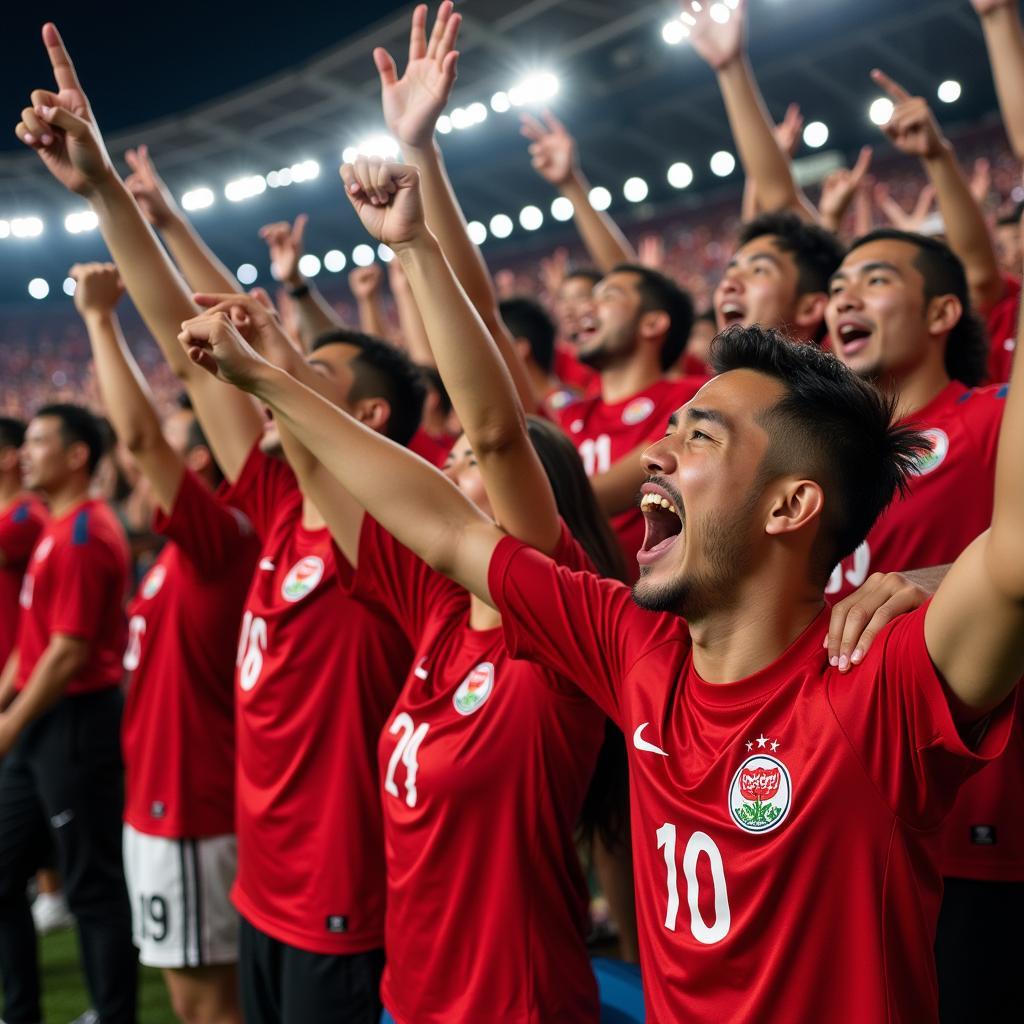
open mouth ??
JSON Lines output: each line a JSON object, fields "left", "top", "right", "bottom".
{"left": 719, "top": 301, "right": 746, "bottom": 327}
{"left": 576, "top": 315, "right": 600, "bottom": 345}
{"left": 836, "top": 322, "right": 873, "bottom": 357}
{"left": 638, "top": 489, "right": 684, "bottom": 566}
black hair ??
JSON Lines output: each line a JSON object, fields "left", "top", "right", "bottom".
{"left": 311, "top": 328, "right": 425, "bottom": 446}
{"left": 500, "top": 297, "right": 557, "bottom": 373}
{"left": 996, "top": 203, "right": 1024, "bottom": 228}
{"left": 564, "top": 266, "right": 602, "bottom": 288}
{"left": 847, "top": 229, "right": 989, "bottom": 387}
{"left": 0, "top": 417, "right": 27, "bottom": 450}
{"left": 739, "top": 211, "right": 846, "bottom": 297}
{"left": 177, "top": 410, "right": 224, "bottom": 489}
{"left": 34, "top": 403, "right": 107, "bottom": 475}
{"left": 610, "top": 263, "right": 695, "bottom": 370}
{"left": 711, "top": 325, "right": 929, "bottom": 585}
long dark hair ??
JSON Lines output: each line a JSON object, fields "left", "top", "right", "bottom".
{"left": 524, "top": 415, "right": 630, "bottom": 850}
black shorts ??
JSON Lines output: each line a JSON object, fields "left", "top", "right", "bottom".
{"left": 238, "top": 915, "right": 384, "bottom": 1024}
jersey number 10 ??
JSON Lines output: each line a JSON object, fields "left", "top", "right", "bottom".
{"left": 656, "top": 824, "right": 731, "bottom": 944}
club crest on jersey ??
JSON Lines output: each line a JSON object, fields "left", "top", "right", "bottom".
{"left": 729, "top": 751, "right": 792, "bottom": 834}
{"left": 912, "top": 428, "right": 949, "bottom": 476}
{"left": 453, "top": 662, "right": 494, "bottom": 715}
{"left": 622, "top": 396, "right": 655, "bottom": 425}
{"left": 281, "top": 556, "right": 325, "bottom": 603}
{"left": 141, "top": 564, "right": 166, "bottom": 600}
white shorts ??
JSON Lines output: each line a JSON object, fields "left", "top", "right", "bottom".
{"left": 123, "top": 825, "right": 239, "bottom": 969}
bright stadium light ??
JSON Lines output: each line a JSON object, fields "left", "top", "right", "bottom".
{"left": 662, "top": 20, "right": 687, "bottom": 45}
{"left": 342, "top": 146, "right": 358, "bottom": 164}
{"left": 709, "top": 2, "right": 731, "bottom": 24}
{"left": 937, "top": 80, "right": 961, "bottom": 104}
{"left": 491, "top": 91, "right": 511, "bottom": 113}
{"left": 519, "top": 205, "right": 544, "bottom": 231}
{"left": 467, "top": 220, "right": 488, "bottom": 245}
{"left": 0, "top": 220, "right": 9, "bottom": 239}
{"left": 324, "top": 249, "right": 347, "bottom": 273}
{"left": 378, "top": 243, "right": 394, "bottom": 262}
{"left": 353, "top": 244, "right": 375, "bottom": 267}
{"left": 293, "top": 159, "right": 320, "bottom": 181}
{"left": 803, "top": 121, "right": 829, "bottom": 148}
{"left": 451, "top": 106, "right": 473, "bottom": 130}
{"left": 28, "top": 277, "right": 49, "bottom": 299}
{"left": 225, "top": 175, "right": 267, "bottom": 203}
{"left": 508, "top": 72, "right": 559, "bottom": 107}
{"left": 436, "top": 115, "right": 452, "bottom": 135}
{"left": 710, "top": 150, "right": 736, "bottom": 177}
{"left": 490, "top": 214, "right": 514, "bottom": 239}
{"left": 62, "top": 276, "right": 76, "bottom": 296}
{"left": 64, "top": 210, "right": 99, "bottom": 234}
{"left": 623, "top": 177, "right": 649, "bottom": 203}
{"left": 589, "top": 186, "right": 612, "bottom": 211}
{"left": 467, "top": 102, "right": 487, "bottom": 125}
{"left": 667, "top": 162, "right": 693, "bottom": 189}
{"left": 869, "top": 97, "right": 894, "bottom": 126}
{"left": 237, "top": 263, "right": 258, "bottom": 286}
{"left": 181, "top": 187, "right": 214, "bottom": 211}
{"left": 11, "top": 216, "right": 44, "bottom": 238}
{"left": 354, "top": 135, "right": 400, "bottom": 159}
{"left": 297, "top": 254, "right": 321, "bottom": 277}
{"left": 551, "top": 196, "right": 574, "bottom": 221}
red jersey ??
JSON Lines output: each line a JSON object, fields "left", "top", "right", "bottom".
{"left": 827, "top": 381, "right": 1004, "bottom": 600}
{"left": 553, "top": 341, "right": 598, "bottom": 396}
{"left": 557, "top": 377, "right": 708, "bottom": 579}
{"left": 0, "top": 494, "right": 46, "bottom": 668}
{"left": 16, "top": 498, "right": 128, "bottom": 696}
{"left": 489, "top": 542, "right": 1014, "bottom": 1023}
{"left": 121, "top": 469, "right": 259, "bottom": 839}
{"left": 409, "top": 427, "right": 454, "bottom": 468}
{"left": 346, "top": 517, "right": 603, "bottom": 1024}
{"left": 984, "top": 274, "right": 1019, "bottom": 385}
{"left": 228, "top": 446, "right": 411, "bottom": 955}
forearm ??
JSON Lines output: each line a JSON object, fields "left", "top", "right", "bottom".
{"left": 160, "top": 213, "right": 240, "bottom": 295}
{"left": 356, "top": 293, "right": 390, "bottom": 341}
{"left": 741, "top": 177, "right": 760, "bottom": 223}
{"left": 559, "top": 172, "right": 637, "bottom": 273}
{"left": 989, "top": 310, "right": 1024, "bottom": 585}
{"left": 391, "top": 282, "right": 435, "bottom": 366}
{"left": 289, "top": 283, "right": 344, "bottom": 352}
{"left": 591, "top": 443, "right": 648, "bottom": 518}
{"left": 4, "top": 642, "right": 86, "bottom": 734}
{"left": 0, "top": 653, "right": 18, "bottom": 711}
{"left": 900, "top": 563, "right": 950, "bottom": 595}
{"left": 979, "top": 6, "right": 1024, "bottom": 160}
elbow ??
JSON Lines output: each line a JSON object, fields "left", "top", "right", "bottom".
{"left": 122, "top": 423, "right": 163, "bottom": 457}
{"left": 467, "top": 416, "right": 528, "bottom": 459}
{"left": 985, "top": 531, "right": 1024, "bottom": 603}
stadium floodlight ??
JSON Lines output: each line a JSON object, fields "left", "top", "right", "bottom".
{"left": 237, "top": 263, "right": 258, "bottom": 286}
{"left": 64, "top": 210, "right": 99, "bottom": 235}
{"left": 28, "top": 277, "right": 49, "bottom": 299}
{"left": 803, "top": 121, "right": 829, "bottom": 149}
{"left": 355, "top": 135, "right": 400, "bottom": 159}
{"left": 436, "top": 115, "right": 452, "bottom": 135}
{"left": 297, "top": 254, "right": 321, "bottom": 277}
{"left": 62, "top": 276, "right": 76, "bottom": 296}
{"left": 342, "top": 146, "right": 358, "bottom": 164}
{"left": 869, "top": 97, "right": 894, "bottom": 126}
{"left": 709, "top": 3, "right": 731, "bottom": 24}
{"left": 353, "top": 244, "right": 375, "bottom": 267}
{"left": 491, "top": 91, "right": 511, "bottom": 113}
{"left": 588, "top": 186, "right": 612, "bottom": 211}
{"left": 467, "top": 102, "right": 488, "bottom": 125}
{"left": 181, "top": 187, "right": 214, "bottom": 211}
{"left": 623, "top": 177, "right": 649, "bottom": 203}
{"left": 490, "top": 214, "right": 514, "bottom": 239}
{"left": 293, "top": 159, "right": 320, "bottom": 181}
{"left": 519, "top": 205, "right": 544, "bottom": 231}
{"left": 551, "top": 196, "right": 574, "bottom": 221}
{"left": 937, "top": 80, "right": 961, "bottom": 104}
{"left": 0, "top": 220, "right": 9, "bottom": 239}
{"left": 378, "top": 244, "right": 395, "bottom": 263}
{"left": 225, "top": 175, "right": 267, "bottom": 203}
{"left": 662, "top": 20, "right": 687, "bottom": 45}
{"left": 467, "top": 220, "right": 488, "bottom": 245}
{"left": 450, "top": 107, "right": 473, "bottom": 130}
{"left": 11, "top": 216, "right": 44, "bottom": 238}
{"left": 667, "top": 162, "right": 694, "bottom": 189}
{"left": 324, "top": 249, "right": 347, "bottom": 273}
{"left": 508, "top": 72, "right": 559, "bottom": 107}
{"left": 710, "top": 150, "right": 736, "bottom": 177}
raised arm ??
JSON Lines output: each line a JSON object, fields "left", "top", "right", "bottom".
{"left": 341, "top": 159, "right": 561, "bottom": 555}
{"left": 179, "top": 311, "right": 504, "bottom": 601}
{"left": 872, "top": 70, "right": 1004, "bottom": 311}
{"left": 817, "top": 147, "right": 873, "bottom": 236}
{"left": 973, "top": 0, "right": 1024, "bottom": 161}
{"left": 124, "top": 144, "right": 239, "bottom": 294}
{"left": 348, "top": 264, "right": 391, "bottom": 339}
{"left": 15, "top": 23, "right": 262, "bottom": 481}
{"left": 388, "top": 259, "right": 434, "bottom": 366}
{"left": 71, "top": 262, "right": 184, "bottom": 514}
{"left": 688, "top": 0, "right": 818, "bottom": 223}
{"left": 742, "top": 103, "right": 804, "bottom": 221}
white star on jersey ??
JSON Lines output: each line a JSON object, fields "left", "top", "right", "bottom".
{"left": 756, "top": 734, "right": 769, "bottom": 749}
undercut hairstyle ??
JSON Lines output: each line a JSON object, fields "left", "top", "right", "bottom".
{"left": 34, "top": 403, "right": 107, "bottom": 475}
{"left": 311, "top": 328, "right": 426, "bottom": 446}
{"left": 711, "top": 325, "right": 930, "bottom": 586}
{"left": 611, "top": 263, "right": 695, "bottom": 370}
{"left": 500, "top": 297, "right": 557, "bottom": 373}
{"left": 848, "top": 229, "right": 989, "bottom": 387}
{"left": 564, "top": 266, "right": 602, "bottom": 289}
{"left": 0, "top": 417, "right": 27, "bottom": 451}
{"left": 739, "top": 211, "right": 846, "bottom": 298}
{"left": 419, "top": 366, "right": 453, "bottom": 418}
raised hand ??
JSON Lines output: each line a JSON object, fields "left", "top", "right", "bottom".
{"left": 178, "top": 309, "right": 271, "bottom": 392}
{"left": 520, "top": 111, "right": 578, "bottom": 187}
{"left": 538, "top": 246, "right": 569, "bottom": 300}
{"left": 259, "top": 215, "right": 308, "bottom": 285}
{"left": 774, "top": 103, "right": 804, "bottom": 159}
{"left": 124, "top": 145, "right": 179, "bottom": 229}
{"left": 874, "top": 181, "right": 937, "bottom": 232}
{"left": 818, "top": 146, "right": 873, "bottom": 226}
{"left": 686, "top": 0, "right": 747, "bottom": 72}
{"left": 340, "top": 159, "right": 426, "bottom": 248}
{"left": 637, "top": 234, "right": 666, "bottom": 271}
{"left": 375, "top": 2, "right": 461, "bottom": 149}
{"left": 971, "top": 0, "right": 1015, "bottom": 15}
{"left": 70, "top": 262, "right": 124, "bottom": 316}
{"left": 349, "top": 264, "right": 383, "bottom": 300}
{"left": 969, "top": 157, "right": 992, "bottom": 206}
{"left": 15, "top": 23, "right": 114, "bottom": 196}
{"left": 871, "top": 69, "right": 947, "bottom": 160}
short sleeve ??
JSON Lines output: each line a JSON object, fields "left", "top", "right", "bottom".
{"left": 0, "top": 503, "right": 45, "bottom": 568}
{"left": 49, "top": 533, "right": 123, "bottom": 643}
{"left": 226, "top": 443, "right": 300, "bottom": 539}
{"left": 488, "top": 536, "right": 675, "bottom": 723}
{"left": 152, "top": 468, "right": 255, "bottom": 578}
{"left": 829, "top": 603, "right": 1015, "bottom": 829}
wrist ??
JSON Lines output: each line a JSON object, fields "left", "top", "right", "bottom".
{"left": 286, "top": 278, "right": 308, "bottom": 298}
{"left": 922, "top": 139, "right": 954, "bottom": 166}
{"left": 88, "top": 169, "right": 128, "bottom": 207}
{"left": 713, "top": 51, "right": 746, "bottom": 76}
{"left": 391, "top": 228, "right": 439, "bottom": 257}
{"left": 559, "top": 172, "right": 589, "bottom": 200}
{"left": 82, "top": 308, "right": 117, "bottom": 328}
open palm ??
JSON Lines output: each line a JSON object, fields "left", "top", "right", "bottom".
{"left": 687, "top": 0, "right": 747, "bottom": 72}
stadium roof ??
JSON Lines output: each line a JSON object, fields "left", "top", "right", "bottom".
{"left": 0, "top": 0, "right": 1005, "bottom": 309}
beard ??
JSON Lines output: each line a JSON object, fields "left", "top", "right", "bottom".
{"left": 576, "top": 321, "right": 635, "bottom": 370}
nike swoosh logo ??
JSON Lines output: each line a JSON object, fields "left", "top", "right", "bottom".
{"left": 259, "top": 558, "right": 276, "bottom": 571}
{"left": 632, "top": 723, "right": 668, "bottom": 757}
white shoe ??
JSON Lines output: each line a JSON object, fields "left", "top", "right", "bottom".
{"left": 32, "top": 890, "right": 73, "bottom": 936}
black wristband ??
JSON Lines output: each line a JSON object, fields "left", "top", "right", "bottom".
{"left": 287, "top": 282, "right": 310, "bottom": 299}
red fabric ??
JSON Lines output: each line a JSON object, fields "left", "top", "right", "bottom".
{"left": 553, "top": 341, "right": 598, "bottom": 396}
{"left": 408, "top": 428, "right": 455, "bottom": 468}
{"left": 983, "top": 274, "right": 1019, "bottom": 385}
{"left": 827, "top": 381, "right": 1004, "bottom": 599}
{"left": 16, "top": 499, "right": 128, "bottom": 696}
{"left": 0, "top": 494, "right": 46, "bottom": 668}
{"left": 488, "top": 542, "right": 1013, "bottom": 1023}
{"left": 556, "top": 376, "right": 708, "bottom": 581}
{"left": 227, "top": 446, "right": 411, "bottom": 954}
{"left": 121, "top": 469, "right": 259, "bottom": 839}
{"left": 348, "top": 517, "right": 603, "bottom": 1024}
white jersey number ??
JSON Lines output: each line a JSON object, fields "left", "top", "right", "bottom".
{"left": 123, "top": 614, "right": 147, "bottom": 672}
{"left": 236, "top": 611, "right": 268, "bottom": 692}
{"left": 826, "top": 541, "right": 871, "bottom": 595}
{"left": 656, "top": 824, "right": 731, "bottom": 944}
{"left": 579, "top": 434, "right": 612, "bottom": 477}
{"left": 384, "top": 712, "right": 430, "bottom": 808}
